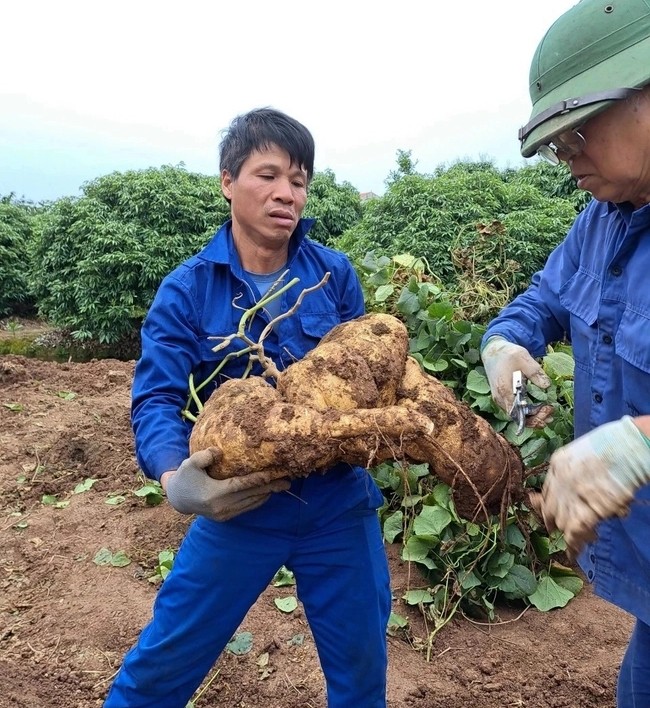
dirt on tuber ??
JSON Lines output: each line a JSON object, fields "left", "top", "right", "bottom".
{"left": 189, "top": 313, "right": 524, "bottom": 519}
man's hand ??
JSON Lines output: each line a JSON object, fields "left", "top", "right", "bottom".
{"left": 164, "top": 449, "right": 291, "bottom": 522}
{"left": 481, "top": 336, "right": 553, "bottom": 426}
{"left": 530, "top": 416, "right": 650, "bottom": 555}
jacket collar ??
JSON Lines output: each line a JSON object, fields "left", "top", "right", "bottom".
{"left": 197, "top": 218, "right": 316, "bottom": 267}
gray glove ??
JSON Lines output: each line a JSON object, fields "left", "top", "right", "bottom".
{"left": 165, "top": 449, "right": 291, "bottom": 522}
{"left": 530, "top": 416, "right": 650, "bottom": 555}
{"left": 482, "top": 336, "right": 552, "bottom": 417}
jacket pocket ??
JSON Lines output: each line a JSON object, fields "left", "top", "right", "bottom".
{"left": 615, "top": 306, "right": 650, "bottom": 416}
{"left": 558, "top": 269, "right": 600, "bottom": 370}
{"left": 279, "top": 311, "right": 342, "bottom": 367}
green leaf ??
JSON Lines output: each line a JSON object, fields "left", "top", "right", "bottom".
{"left": 528, "top": 575, "right": 575, "bottom": 611}
{"left": 158, "top": 550, "right": 175, "bottom": 568}
{"left": 466, "top": 369, "right": 491, "bottom": 395}
{"left": 413, "top": 505, "right": 452, "bottom": 536}
{"left": 272, "top": 566, "right": 296, "bottom": 587}
{"left": 383, "top": 510, "right": 403, "bottom": 543}
{"left": 458, "top": 570, "right": 482, "bottom": 590}
{"left": 403, "top": 589, "right": 433, "bottom": 605}
{"left": 486, "top": 551, "right": 515, "bottom": 579}
{"left": 421, "top": 357, "right": 448, "bottom": 373}
{"left": 402, "top": 535, "right": 435, "bottom": 562}
{"left": 408, "top": 463, "right": 431, "bottom": 479}
{"left": 396, "top": 288, "right": 421, "bottom": 315}
{"left": 42, "top": 494, "right": 58, "bottom": 506}
{"left": 401, "top": 493, "right": 423, "bottom": 508}
{"left": 93, "top": 548, "right": 113, "bottom": 566}
{"left": 3, "top": 402, "right": 24, "bottom": 412}
{"left": 226, "top": 632, "right": 253, "bottom": 655}
{"left": 56, "top": 391, "right": 77, "bottom": 400}
{"left": 387, "top": 612, "right": 409, "bottom": 630}
{"left": 553, "top": 574, "right": 583, "bottom": 596}
{"left": 426, "top": 301, "right": 455, "bottom": 320}
{"left": 393, "top": 253, "right": 419, "bottom": 268}
{"left": 374, "top": 284, "right": 394, "bottom": 303}
{"left": 431, "top": 483, "right": 452, "bottom": 509}
{"left": 505, "top": 523, "right": 526, "bottom": 550}
{"left": 274, "top": 596, "right": 298, "bottom": 613}
{"left": 497, "top": 564, "right": 538, "bottom": 598}
{"left": 520, "top": 437, "right": 549, "bottom": 467}
{"left": 110, "top": 551, "right": 131, "bottom": 567}
{"left": 543, "top": 351, "right": 575, "bottom": 380}
{"left": 73, "top": 478, "right": 98, "bottom": 494}
{"left": 134, "top": 484, "right": 164, "bottom": 505}
{"left": 105, "top": 494, "right": 126, "bottom": 505}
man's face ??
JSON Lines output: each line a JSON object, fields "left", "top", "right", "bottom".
{"left": 560, "top": 91, "right": 650, "bottom": 207}
{"left": 221, "top": 145, "right": 309, "bottom": 259}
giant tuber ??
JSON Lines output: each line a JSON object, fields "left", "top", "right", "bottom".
{"left": 189, "top": 313, "right": 524, "bottom": 519}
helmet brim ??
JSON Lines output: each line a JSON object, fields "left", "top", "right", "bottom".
{"left": 520, "top": 34, "right": 650, "bottom": 158}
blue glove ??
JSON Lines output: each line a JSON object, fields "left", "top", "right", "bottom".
{"left": 531, "top": 416, "right": 650, "bottom": 554}
{"left": 165, "top": 449, "right": 291, "bottom": 522}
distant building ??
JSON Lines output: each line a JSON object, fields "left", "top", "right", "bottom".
{"left": 359, "top": 191, "right": 379, "bottom": 202}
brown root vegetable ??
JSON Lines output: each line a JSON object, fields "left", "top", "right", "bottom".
{"left": 396, "top": 357, "right": 524, "bottom": 518}
{"left": 189, "top": 313, "right": 524, "bottom": 520}
{"left": 277, "top": 313, "right": 409, "bottom": 410}
{"left": 190, "top": 376, "right": 437, "bottom": 481}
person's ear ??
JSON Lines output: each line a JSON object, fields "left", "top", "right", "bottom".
{"left": 221, "top": 170, "right": 233, "bottom": 200}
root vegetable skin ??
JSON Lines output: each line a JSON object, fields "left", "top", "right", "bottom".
{"left": 189, "top": 313, "right": 524, "bottom": 519}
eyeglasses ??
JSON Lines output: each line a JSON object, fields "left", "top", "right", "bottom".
{"left": 537, "top": 127, "right": 586, "bottom": 165}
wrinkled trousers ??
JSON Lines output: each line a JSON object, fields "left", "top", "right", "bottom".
{"left": 104, "top": 470, "right": 391, "bottom": 708}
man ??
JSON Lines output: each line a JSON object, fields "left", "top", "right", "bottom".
{"left": 104, "top": 108, "right": 391, "bottom": 707}
{"left": 480, "top": 1, "right": 650, "bottom": 705}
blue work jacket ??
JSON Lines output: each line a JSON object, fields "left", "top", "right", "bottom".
{"left": 131, "top": 218, "right": 365, "bottom": 483}
{"left": 484, "top": 198, "right": 650, "bottom": 624}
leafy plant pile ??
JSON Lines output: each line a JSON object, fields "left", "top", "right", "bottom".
{"left": 358, "top": 252, "right": 579, "bottom": 637}
{"left": 335, "top": 157, "right": 578, "bottom": 314}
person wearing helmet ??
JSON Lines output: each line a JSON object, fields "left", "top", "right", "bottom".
{"left": 480, "top": 1, "right": 650, "bottom": 705}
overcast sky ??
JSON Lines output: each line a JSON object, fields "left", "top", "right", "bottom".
{"left": 1, "top": 0, "right": 577, "bottom": 203}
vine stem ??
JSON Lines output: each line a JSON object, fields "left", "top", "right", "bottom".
{"left": 181, "top": 271, "right": 330, "bottom": 420}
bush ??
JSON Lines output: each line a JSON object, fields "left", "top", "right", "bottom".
{"left": 0, "top": 195, "right": 41, "bottom": 316}
{"left": 336, "top": 160, "right": 577, "bottom": 303}
{"left": 31, "top": 166, "right": 230, "bottom": 345}
{"left": 303, "top": 169, "right": 363, "bottom": 246}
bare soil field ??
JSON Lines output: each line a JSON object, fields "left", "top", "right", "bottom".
{"left": 0, "top": 354, "right": 633, "bottom": 707}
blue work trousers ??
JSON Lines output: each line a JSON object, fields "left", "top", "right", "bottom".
{"left": 104, "top": 470, "right": 391, "bottom": 708}
{"left": 617, "top": 619, "right": 650, "bottom": 707}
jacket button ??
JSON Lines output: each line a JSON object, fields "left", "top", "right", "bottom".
{"left": 610, "top": 265, "right": 622, "bottom": 276}
{"left": 594, "top": 393, "right": 603, "bottom": 403}
{"left": 588, "top": 570, "right": 595, "bottom": 580}
{"left": 602, "top": 334, "right": 612, "bottom": 344}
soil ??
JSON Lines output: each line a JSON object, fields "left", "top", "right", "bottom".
{"left": 0, "top": 354, "right": 634, "bottom": 708}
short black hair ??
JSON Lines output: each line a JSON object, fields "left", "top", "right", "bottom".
{"left": 219, "top": 108, "right": 315, "bottom": 182}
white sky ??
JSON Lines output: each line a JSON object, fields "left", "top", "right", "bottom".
{"left": 1, "top": 0, "right": 577, "bottom": 202}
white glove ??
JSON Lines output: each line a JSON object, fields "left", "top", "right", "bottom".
{"left": 530, "top": 416, "right": 650, "bottom": 554}
{"left": 165, "top": 449, "right": 291, "bottom": 522}
{"left": 482, "top": 336, "right": 552, "bottom": 422}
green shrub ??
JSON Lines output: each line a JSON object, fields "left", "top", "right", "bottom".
{"left": 0, "top": 196, "right": 40, "bottom": 315}
{"left": 31, "top": 166, "right": 230, "bottom": 345}
{"left": 336, "top": 160, "right": 577, "bottom": 302}
{"left": 303, "top": 169, "right": 363, "bottom": 246}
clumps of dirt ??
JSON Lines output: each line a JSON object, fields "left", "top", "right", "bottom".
{"left": 0, "top": 359, "right": 28, "bottom": 384}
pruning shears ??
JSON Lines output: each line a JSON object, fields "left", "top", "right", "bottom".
{"left": 509, "top": 370, "right": 544, "bottom": 435}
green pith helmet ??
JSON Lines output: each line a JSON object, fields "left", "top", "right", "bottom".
{"left": 519, "top": 0, "right": 650, "bottom": 158}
